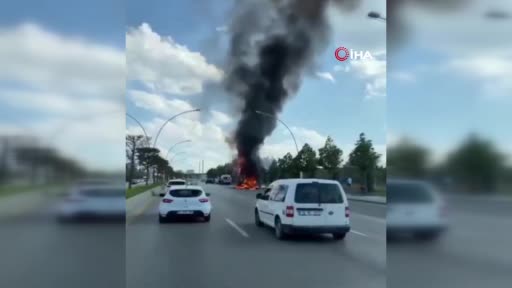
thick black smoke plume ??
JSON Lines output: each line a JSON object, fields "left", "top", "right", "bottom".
{"left": 225, "top": 0, "right": 355, "bottom": 181}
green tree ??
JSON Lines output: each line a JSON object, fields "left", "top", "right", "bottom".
{"left": 136, "top": 147, "right": 160, "bottom": 185}
{"left": 278, "top": 153, "right": 295, "bottom": 178}
{"left": 387, "top": 139, "right": 429, "bottom": 178}
{"left": 444, "top": 134, "right": 504, "bottom": 192}
{"left": 318, "top": 136, "right": 343, "bottom": 179}
{"left": 126, "top": 135, "right": 144, "bottom": 188}
{"left": 293, "top": 143, "right": 318, "bottom": 178}
{"left": 348, "top": 133, "right": 381, "bottom": 192}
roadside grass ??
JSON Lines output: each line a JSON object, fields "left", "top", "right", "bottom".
{"left": 126, "top": 183, "right": 162, "bottom": 199}
{"left": 0, "top": 183, "right": 67, "bottom": 198}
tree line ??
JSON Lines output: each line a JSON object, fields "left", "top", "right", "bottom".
{"left": 207, "top": 133, "right": 384, "bottom": 192}
{"left": 126, "top": 135, "right": 185, "bottom": 189}
{"left": 388, "top": 134, "right": 512, "bottom": 193}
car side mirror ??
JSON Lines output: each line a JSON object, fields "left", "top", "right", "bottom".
{"left": 205, "top": 193, "right": 211, "bottom": 197}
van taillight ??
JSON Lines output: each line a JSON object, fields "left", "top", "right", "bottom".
{"left": 285, "top": 206, "right": 294, "bottom": 217}
{"left": 345, "top": 206, "right": 350, "bottom": 218}
{"left": 162, "top": 199, "right": 173, "bottom": 203}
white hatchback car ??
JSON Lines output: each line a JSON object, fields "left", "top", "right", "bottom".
{"left": 387, "top": 179, "right": 447, "bottom": 240}
{"left": 159, "top": 185, "right": 212, "bottom": 223}
{"left": 255, "top": 179, "right": 350, "bottom": 240}
{"left": 57, "top": 184, "right": 125, "bottom": 222}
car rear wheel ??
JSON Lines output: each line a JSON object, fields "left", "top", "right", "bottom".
{"left": 274, "top": 217, "right": 286, "bottom": 240}
{"left": 255, "top": 209, "right": 263, "bottom": 227}
{"left": 158, "top": 215, "right": 166, "bottom": 224}
{"left": 332, "top": 232, "right": 346, "bottom": 240}
{"left": 204, "top": 215, "right": 211, "bottom": 222}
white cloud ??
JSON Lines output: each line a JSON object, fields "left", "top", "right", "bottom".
{"left": 339, "top": 53, "right": 387, "bottom": 99}
{"left": 260, "top": 126, "right": 328, "bottom": 159}
{"left": 128, "top": 90, "right": 196, "bottom": 117}
{"left": 445, "top": 57, "right": 512, "bottom": 98}
{"left": 127, "top": 115, "right": 233, "bottom": 172}
{"left": 315, "top": 71, "right": 336, "bottom": 83}
{"left": 0, "top": 23, "right": 124, "bottom": 98}
{"left": 126, "top": 23, "right": 223, "bottom": 96}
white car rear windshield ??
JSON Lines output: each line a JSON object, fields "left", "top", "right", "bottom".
{"left": 169, "top": 189, "right": 202, "bottom": 198}
{"left": 388, "top": 182, "right": 434, "bottom": 203}
{"left": 294, "top": 183, "right": 343, "bottom": 204}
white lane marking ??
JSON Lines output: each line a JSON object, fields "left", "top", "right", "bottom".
{"left": 225, "top": 218, "right": 250, "bottom": 238}
{"left": 350, "top": 230, "right": 368, "bottom": 237}
{"left": 351, "top": 212, "right": 386, "bottom": 224}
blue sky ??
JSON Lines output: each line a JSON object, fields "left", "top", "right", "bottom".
{"left": 125, "top": 0, "right": 387, "bottom": 172}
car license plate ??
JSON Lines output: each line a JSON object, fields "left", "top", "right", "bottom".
{"left": 177, "top": 211, "right": 193, "bottom": 215}
{"left": 299, "top": 210, "right": 321, "bottom": 216}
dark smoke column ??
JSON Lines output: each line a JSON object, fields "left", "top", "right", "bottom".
{"left": 224, "top": 0, "right": 344, "bottom": 183}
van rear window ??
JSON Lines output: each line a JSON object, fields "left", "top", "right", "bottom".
{"left": 295, "top": 183, "right": 343, "bottom": 204}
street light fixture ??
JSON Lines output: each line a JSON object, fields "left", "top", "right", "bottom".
{"left": 368, "top": 11, "right": 386, "bottom": 21}
{"left": 165, "top": 140, "right": 192, "bottom": 160}
{"left": 153, "top": 108, "right": 201, "bottom": 148}
{"left": 255, "top": 110, "right": 303, "bottom": 179}
{"left": 126, "top": 112, "right": 150, "bottom": 146}
{"left": 169, "top": 151, "right": 186, "bottom": 164}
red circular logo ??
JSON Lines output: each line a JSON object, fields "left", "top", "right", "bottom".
{"left": 335, "top": 47, "right": 349, "bottom": 62}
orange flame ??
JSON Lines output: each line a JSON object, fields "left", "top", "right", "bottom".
{"left": 236, "top": 176, "right": 259, "bottom": 190}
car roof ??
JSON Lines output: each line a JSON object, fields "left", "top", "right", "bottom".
{"left": 168, "top": 185, "right": 203, "bottom": 191}
{"left": 168, "top": 179, "right": 186, "bottom": 182}
{"left": 272, "top": 178, "right": 341, "bottom": 185}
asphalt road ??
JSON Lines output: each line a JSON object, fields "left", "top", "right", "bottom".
{"left": 388, "top": 195, "right": 512, "bottom": 288}
{"left": 0, "top": 203, "right": 125, "bottom": 288}
{"left": 127, "top": 184, "right": 386, "bottom": 288}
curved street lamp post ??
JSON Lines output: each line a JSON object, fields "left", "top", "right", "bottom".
{"left": 255, "top": 110, "right": 303, "bottom": 178}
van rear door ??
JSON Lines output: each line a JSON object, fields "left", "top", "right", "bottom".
{"left": 292, "top": 182, "right": 325, "bottom": 226}
{"left": 320, "top": 183, "right": 348, "bottom": 226}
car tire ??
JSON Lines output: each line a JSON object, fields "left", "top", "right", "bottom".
{"left": 159, "top": 215, "right": 166, "bottom": 224}
{"left": 274, "top": 217, "right": 286, "bottom": 240}
{"left": 204, "top": 215, "right": 211, "bottom": 222}
{"left": 332, "top": 233, "right": 347, "bottom": 240}
{"left": 255, "top": 209, "right": 263, "bottom": 227}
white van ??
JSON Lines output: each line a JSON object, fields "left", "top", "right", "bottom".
{"left": 255, "top": 179, "right": 350, "bottom": 240}
{"left": 219, "top": 174, "right": 232, "bottom": 185}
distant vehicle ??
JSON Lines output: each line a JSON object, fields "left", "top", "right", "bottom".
{"left": 159, "top": 185, "right": 212, "bottom": 223}
{"left": 57, "top": 184, "right": 125, "bottom": 222}
{"left": 156, "top": 179, "right": 187, "bottom": 196}
{"left": 387, "top": 179, "right": 447, "bottom": 241}
{"left": 255, "top": 179, "right": 350, "bottom": 240}
{"left": 205, "top": 178, "right": 214, "bottom": 184}
{"left": 219, "top": 174, "right": 232, "bottom": 185}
